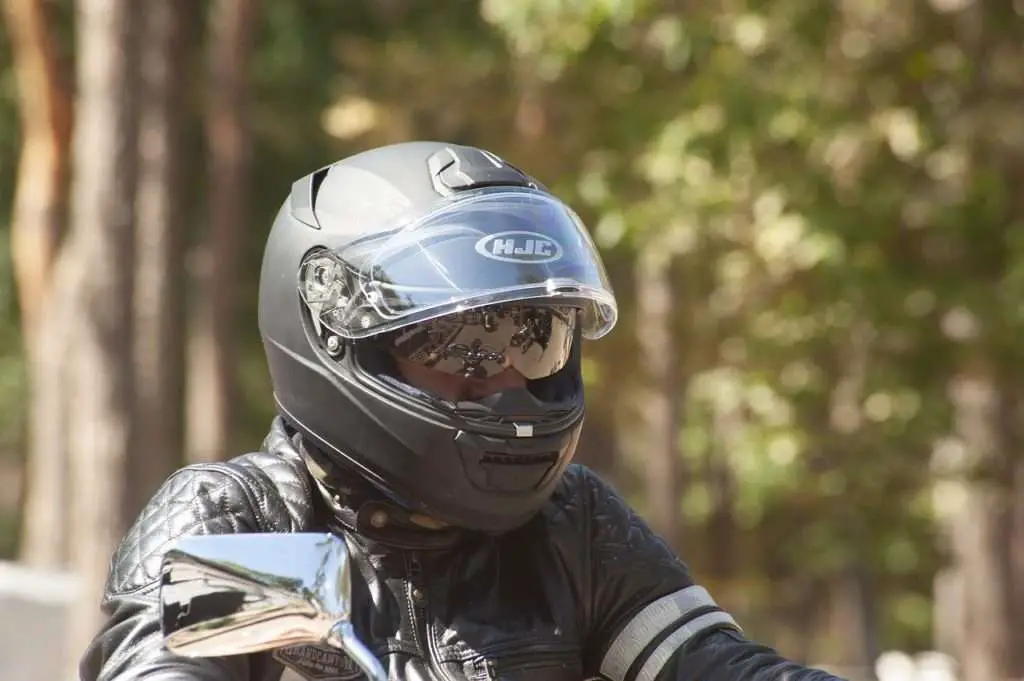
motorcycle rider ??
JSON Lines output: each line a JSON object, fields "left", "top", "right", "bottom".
{"left": 80, "top": 141, "right": 844, "bottom": 681}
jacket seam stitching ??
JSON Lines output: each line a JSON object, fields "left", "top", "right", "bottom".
{"left": 199, "top": 462, "right": 275, "bottom": 533}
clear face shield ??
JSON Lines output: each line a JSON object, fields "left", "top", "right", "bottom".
{"left": 297, "top": 190, "right": 619, "bottom": 372}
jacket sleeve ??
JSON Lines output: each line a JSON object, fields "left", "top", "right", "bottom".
{"left": 78, "top": 464, "right": 281, "bottom": 681}
{"left": 574, "top": 467, "right": 844, "bottom": 681}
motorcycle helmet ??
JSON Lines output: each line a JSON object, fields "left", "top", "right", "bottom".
{"left": 258, "top": 141, "right": 618, "bottom": 534}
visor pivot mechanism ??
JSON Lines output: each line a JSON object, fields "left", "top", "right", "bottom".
{"left": 325, "top": 334, "right": 345, "bottom": 358}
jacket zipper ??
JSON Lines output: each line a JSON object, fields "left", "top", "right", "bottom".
{"left": 406, "top": 552, "right": 459, "bottom": 681}
{"left": 469, "top": 644, "right": 578, "bottom": 680}
{"left": 470, "top": 655, "right": 574, "bottom": 680}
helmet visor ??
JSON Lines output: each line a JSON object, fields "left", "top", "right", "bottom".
{"left": 298, "top": 189, "right": 617, "bottom": 340}
{"left": 386, "top": 303, "right": 577, "bottom": 380}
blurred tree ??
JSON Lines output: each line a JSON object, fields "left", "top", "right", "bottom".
{"left": 186, "top": 0, "right": 259, "bottom": 463}
{"left": 126, "top": 0, "right": 200, "bottom": 516}
{"left": 924, "top": 1, "right": 1024, "bottom": 674}
{"left": 0, "top": 24, "right": 26, "bottom": 561}
{"left": 635, "top": 244, "right": 686, "bottom": 545}
{"left": 62, "top": 0, "right": 140, "bottom": 663}
{"left": 480, "top": 0, "right": 961, "bottom": 665}
{"left": 3, "top": 0, "right": 72, "bottom": 568}
{"left": 2, "top": 0, "right": 70, "bottom": 345}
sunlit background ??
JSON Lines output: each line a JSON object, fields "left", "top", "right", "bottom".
{"left": 1, "top": 0, "right": 1022, "bottom": 680}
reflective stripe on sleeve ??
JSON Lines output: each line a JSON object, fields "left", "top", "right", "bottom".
{"left": 599, "top": 585, "right": 737, "bottom": 681}
{"left": 633, "top": 611, "right": 740, "bottom": 681}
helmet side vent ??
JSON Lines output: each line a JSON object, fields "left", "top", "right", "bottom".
{"left": 289, "top": 165, "right": 333, "bottom": 230}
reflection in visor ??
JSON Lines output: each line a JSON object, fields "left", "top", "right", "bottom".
{"left": 385, "top": 305, "right": 577, "bottom": 380}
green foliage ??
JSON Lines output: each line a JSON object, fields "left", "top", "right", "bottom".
{"left": 0, "top": 12, "right": 26, "bottom": 455}
{"left": 3, "top": 0, "right": 1022, "bottom": 658}
{"left": 484, "top": 0, "right": 1020, "bottom": 654}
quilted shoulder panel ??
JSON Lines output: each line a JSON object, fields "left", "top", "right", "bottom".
{"left": 579, "top": 466, "right": 685, "bottom": 574}
{"left": 546, "top": 464, "right": 694, "bottom": 663}
{"left": 105, "top": 449, "right": 315, "bottom": 597}
{"left": 549, "top": 464, "right": 685, "bottom": 572}
{"left": 235, "top": 449, "right": 316, "bottom": 531}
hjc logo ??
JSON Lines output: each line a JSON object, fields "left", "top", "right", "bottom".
{"left": 475, "top": 231, "right": 565, "bottom": 264}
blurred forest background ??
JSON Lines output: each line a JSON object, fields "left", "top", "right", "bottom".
{"left": 0, "top": 0, "right": 1022, "bottom": 679}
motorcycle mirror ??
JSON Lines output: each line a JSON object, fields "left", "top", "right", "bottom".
{"left": 159, "top": 532, "right": 385, "bottom": 681}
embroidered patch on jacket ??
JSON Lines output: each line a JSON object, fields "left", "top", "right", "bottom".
{"left": 273, "top": 644, "right": 365, "bottom": 681}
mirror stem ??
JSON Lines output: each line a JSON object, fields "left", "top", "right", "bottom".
{"left": 326, "top": 622, "right": 388, "bottom": 681}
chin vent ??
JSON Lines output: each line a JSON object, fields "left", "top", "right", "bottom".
{"left": 480, "top": 451, "right": 559, "bottom": 466}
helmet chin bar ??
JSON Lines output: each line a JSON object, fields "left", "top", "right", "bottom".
{"left": 268, "top": 320, "right": 585, "bottom": 534}
{"left": 453, "top": 426, "right": 578, "bottom": 495}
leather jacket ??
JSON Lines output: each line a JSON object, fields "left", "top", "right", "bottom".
{"left": 80, "top": 417, "right": 843, "bottom": 681}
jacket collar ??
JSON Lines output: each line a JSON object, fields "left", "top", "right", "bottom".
{"left": 262, "top": 416, "right": 471, "bottom": 552}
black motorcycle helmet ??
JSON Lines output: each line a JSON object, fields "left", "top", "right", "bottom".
{"left": 258, "top": 141, "right": 618, "bottom": 534}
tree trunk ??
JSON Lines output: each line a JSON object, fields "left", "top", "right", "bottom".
{"left": 2, "top": 0, "right": 71, "bottom": 345}
{"left": 64, "top": 0, "right": 141, "bottom": 666}
{"left": 936, "top": 367, "right": 1016, "bottom": 681}
{"left": 822, "top": 320, "right": 877, "bottom": 671}
{"left": 635, "top": 247, "right": 684, "bottom": 548}
{"left": 4, "top": 0, "right": 74, "bottom": 569}
{"left": 127, "top": 0, "right": 198, "bottom": 518}
{"left": 186, "top": 0, "right": 259, "bottom": 463}
{"left": 1012, "top": 445, "right": 1024, "bottom": 675}
{"left": 708, "top": 401, "right": 739, "bottom": 578}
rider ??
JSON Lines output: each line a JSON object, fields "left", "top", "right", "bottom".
{"left": 80, "top": 142, "right": 843, "bottom": 681}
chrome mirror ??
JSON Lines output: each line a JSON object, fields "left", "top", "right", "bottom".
{"left": 159, "top": 533, "right": 385, "bottom": 681}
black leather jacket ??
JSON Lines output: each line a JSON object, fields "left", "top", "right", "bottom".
{"left": 80, "top": 418, "right": 842, "bottom": 681}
